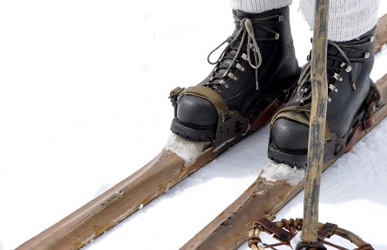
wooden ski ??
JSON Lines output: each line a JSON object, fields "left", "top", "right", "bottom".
{"left": 181, "top": 74, "right": 387, "bottom": 250}
{"left": 17, "top": 12, "right": 387, "bottom": 250}
{"left": 181, "top": 13, "right": 387, "bottom": 250}
{"left": 16, "top": 56, "right": 286, "bottom": 250}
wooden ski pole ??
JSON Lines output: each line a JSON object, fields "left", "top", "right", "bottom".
{"left": 300, "top": 0, "right": 329, "bottom": 248}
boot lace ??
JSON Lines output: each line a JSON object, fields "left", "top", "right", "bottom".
{"left": 296, "top": 35, "right": 375, "bottom": 104}
{"left": 206, "top": 14, "right": 284, "bottom": 91}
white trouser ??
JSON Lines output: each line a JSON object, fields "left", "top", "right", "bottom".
{"left": 229, "top": 0, "right": 380, "bottom": 41}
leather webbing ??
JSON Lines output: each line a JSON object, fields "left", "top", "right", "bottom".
{"left": 270, "top": 104, "right": 332, "bottom": 142}
{"left": 181, "top": 86, "right": 230, "bottom": 121}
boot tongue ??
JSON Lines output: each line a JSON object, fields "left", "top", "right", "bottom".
{"left": 233, "top": 10, "right": 260, "bottom": 32}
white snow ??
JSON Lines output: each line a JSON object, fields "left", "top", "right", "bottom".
{"left": 261, "top": 160, "right": 305, "bottom": 186}
{"left": 290, "top": 231, "right": 303, "bottom": 250}
{"left": 164, "top": 133, "right": 206, "bottom": 166}
{"left": 1, "top": 1, "right": 387, "bottom": 249}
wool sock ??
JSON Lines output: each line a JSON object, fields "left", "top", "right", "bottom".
{"left": 229, "top": 0, "right": 292, "bottom": 13}
{"left": 300, "top": 0, "right": 380, "bottom": 41}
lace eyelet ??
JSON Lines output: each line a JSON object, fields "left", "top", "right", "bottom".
{"left": 340, "top": 62, "right": 352, "bottom": 72}
{"left": 334, "top": 73, "right": 343, "bottom": 81}
{"left": 236, "top": 63, "right": 245, "bottom": 72}
{"left": 329, "top": 84, "right": 338, "bottom": 93}
{"left": 241, "top": 53, "right": 247, "bottom": 61}
{"left": 228, "top": 72, "right": 238, "bottom": 82}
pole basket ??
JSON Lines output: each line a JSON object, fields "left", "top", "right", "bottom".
{"left": 247, "top": 217, "right": 374, "bottom": 250}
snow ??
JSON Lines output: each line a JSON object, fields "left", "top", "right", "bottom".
{"left": 0, "top": 0, "right": 387, "bottom": 249}
{"left": 261, "top": 161, "right": 305, "bottom": 186}
{"left": 290, "top": 231, "right": 303, "bottom": 250}
{"left": 165, "top": 134, "right": 206, "bottom": 166}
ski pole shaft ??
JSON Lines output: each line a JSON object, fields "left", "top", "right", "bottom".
{"left": 301, "top": 0, "right": 329, "bottom": 246}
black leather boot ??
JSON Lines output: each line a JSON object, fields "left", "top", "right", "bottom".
{"left": 268, "top": 27, "right": 378, "bottom": 167}
{"left": 169, "top": 6, "right": 300, "bottom": 145}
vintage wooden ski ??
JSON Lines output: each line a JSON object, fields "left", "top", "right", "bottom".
{"left": 17, "top": 12, "right": 387, "bottom": 250}
{"left": 181, "top": 73, "right": 387, "bottom": 250}
{"left": 181, "top": 13, "right": 387, "bottom": 250}
{"left": 16, "top": 60, "right": 287, "bottom": 250}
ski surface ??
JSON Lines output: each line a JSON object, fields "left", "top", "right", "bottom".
{"left": 17, "top": 13, "right": 387, "bottom": 250}
{"left": 16, "top": 56, "right": 285, "bottom": 250}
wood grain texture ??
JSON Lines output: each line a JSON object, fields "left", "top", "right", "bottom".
{"left": 302, "top": 0, "right": 329, "bottom": 244}
{"left": 16, "top": 91, "right": 283, "bottom": 250}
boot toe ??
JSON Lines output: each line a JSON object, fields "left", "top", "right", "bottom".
{"left": 271, "top": 118, "right": 309, "bottom": 152}
{"left": 177, "top": 95, "right": 218, "bottom": 127}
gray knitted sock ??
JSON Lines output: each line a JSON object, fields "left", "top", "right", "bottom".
{"left": 300, "top": 0, "right": 380, "bottom": 41}
{"left": 229, "top": 0, "right": 292, "bottom": 13}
